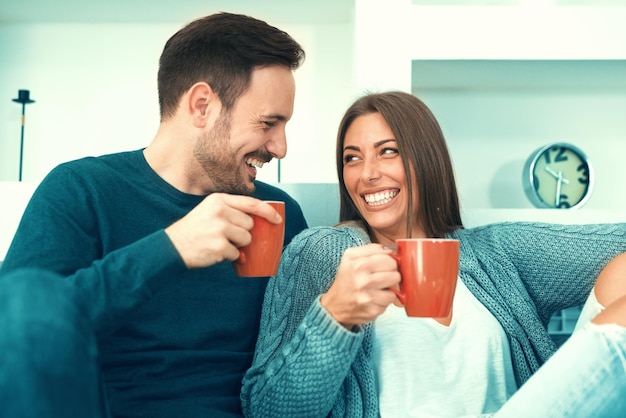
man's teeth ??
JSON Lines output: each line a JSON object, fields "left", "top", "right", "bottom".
{"left": 246, "top": 158, "right": 264, "bottom": 168}
{"left": 364, "top": 191, "right": 398, "bottom": 206}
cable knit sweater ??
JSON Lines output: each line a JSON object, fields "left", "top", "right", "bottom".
{"left": 241, "top": 222, "right": 626, "bottom": 417}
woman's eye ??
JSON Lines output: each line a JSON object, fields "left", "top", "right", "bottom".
{"left": 381, "top": 147, "right": 399, "bottom": 157}
{"left": 343, "top": 154, "right": 359, "bottom": 164}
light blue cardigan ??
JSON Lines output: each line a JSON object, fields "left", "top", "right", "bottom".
{"left": 242, "top": 222, "right": 626, "bottom": 417}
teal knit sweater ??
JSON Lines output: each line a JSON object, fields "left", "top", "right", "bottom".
{"left": 241, "top": 222, "right": 626, "bottom": 417}
{"left": 1, "top": 150, "right": 309, "bottom": 418}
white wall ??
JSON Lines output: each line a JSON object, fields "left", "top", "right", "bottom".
{"left": 2, "top": 1, "right": 626, "bottom": 213}
{"left": 0, "top": 24, "right": 169, "bottom": 182}
{"left": 0, "top": 19, "right": 355, "bottom": 185}
{"left": 354, "top": 0, "right": 626, "bottom": 210}
{"left": 414, "top": 60, "right": 626, "bottom": 209}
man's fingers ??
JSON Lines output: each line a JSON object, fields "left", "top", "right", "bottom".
{"left": 218, "top": 194, "right": 283, "bottom": 224}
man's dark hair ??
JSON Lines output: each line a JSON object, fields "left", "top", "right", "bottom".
{"left": 158, "top": 12, "right": 305, "bottom": 120}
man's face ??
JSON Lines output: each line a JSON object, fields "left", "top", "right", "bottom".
{"left": 194, "top": 65, "right": 296, "bottom": 195}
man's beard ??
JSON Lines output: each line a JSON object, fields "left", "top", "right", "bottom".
{"left": 193, "top": 112, "right": 254, "bottom": 196}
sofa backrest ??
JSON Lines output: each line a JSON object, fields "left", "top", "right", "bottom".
{"left": 0, "top": 181, "right": 38, "bottom": 262}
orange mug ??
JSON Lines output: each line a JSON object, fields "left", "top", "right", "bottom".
{"left": 389, "top": 238, "right": 460, "bottom": 317}
{"left": 233, "top": 201, "right": 285, "bottom": 277}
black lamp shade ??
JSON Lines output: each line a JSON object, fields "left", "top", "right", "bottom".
{"left": 12, "top": 89, "right": 35, "bottom": 104}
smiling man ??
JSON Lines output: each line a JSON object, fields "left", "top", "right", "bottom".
{"left": 0, "top": 12, "right": 307, "bottom": 418}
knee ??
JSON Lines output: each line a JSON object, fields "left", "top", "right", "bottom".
{"left": 594, "top": 253, "right": 626, "bottom": 307}
{"left": 592, "top": 294, "right": 626, "bottom": 327}
{"left": 0, "top": 267, "right": 71, "bottom": 306}
{"left": 0, "top": 268, "right": 84, "bottom": 337}
{"left": 0, "top": 269, "right": 101, "bottom": 414}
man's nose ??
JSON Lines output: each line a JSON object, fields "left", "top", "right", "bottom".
{"left": 266, "top": 128, "right": 287, "bottom": 159}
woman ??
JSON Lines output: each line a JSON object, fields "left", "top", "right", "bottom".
{"left": 241, "top": 92, "right": 626, "bottom": 417}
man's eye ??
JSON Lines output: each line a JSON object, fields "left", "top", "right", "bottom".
{"left": 263, "top": 121, "right": 276, "bottom": 128}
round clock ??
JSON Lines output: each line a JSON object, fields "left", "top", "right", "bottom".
{"left": 522, "top": 143, "right": 593, "bottom": 209}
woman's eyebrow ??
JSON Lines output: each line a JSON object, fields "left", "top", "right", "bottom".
{"left": 374, "top": 139, "right": 396, "bottom": 147}
{"left": 344, "top": 139, "right": 396, "bottom": 153}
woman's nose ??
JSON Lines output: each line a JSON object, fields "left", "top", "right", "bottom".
{"left": 361, "top": 158, "right": 381, "bottom": 182}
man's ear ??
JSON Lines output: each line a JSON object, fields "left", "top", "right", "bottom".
{"left": 187, "top": 82, "right": 219, "bottom": 128}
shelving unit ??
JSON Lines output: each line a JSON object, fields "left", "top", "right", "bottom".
{"left": 549, "top": 306, "right": 583, "bottom": 346}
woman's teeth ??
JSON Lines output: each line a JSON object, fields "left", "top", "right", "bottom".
{"left": 364, "top": 190, "right": 398, "bottom": 206}
{"left": 246, "top": 158, "right": 264, "bottom": 168}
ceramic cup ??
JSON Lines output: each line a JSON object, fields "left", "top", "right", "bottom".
{"left": 389, "top": 238, "right": 460, "bottom": 317}
{"left": 233, "top": 201, "right": 285, "bottom": 277}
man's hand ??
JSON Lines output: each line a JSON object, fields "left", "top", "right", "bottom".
{"left": 164, "top": 194, "right": 282, "bottom": 269}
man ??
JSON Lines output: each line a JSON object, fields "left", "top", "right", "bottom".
{"left": 0, "top": 12, "right": 307, "bottom": 418}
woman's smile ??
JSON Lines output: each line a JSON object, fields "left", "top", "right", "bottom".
{"left": 362, "top": 189, "right": 400, "bottom": 207}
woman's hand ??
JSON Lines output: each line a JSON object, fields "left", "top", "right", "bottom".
{"left": 320, "top": 243, "right": 400, "bottom": 329}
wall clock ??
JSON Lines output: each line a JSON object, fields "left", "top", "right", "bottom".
{"left": 522, "top": 143, "right": 593, "bottom": 209}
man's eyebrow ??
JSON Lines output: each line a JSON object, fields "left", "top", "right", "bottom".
{"left": 262, "top": 114, "right": 288, "bottom": 121}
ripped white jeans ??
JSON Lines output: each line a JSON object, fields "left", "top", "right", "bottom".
{"left": 495, "top": 289, "right": 626, "bottom": 417}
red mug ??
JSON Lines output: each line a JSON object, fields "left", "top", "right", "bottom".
{"left": 233, "top": 201, "right": 285, "bottom": 277}
{"left": 389, "top": 238, "right": 460, "bottom": 317}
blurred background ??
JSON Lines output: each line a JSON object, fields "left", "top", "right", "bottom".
{"left": 1, "top": 0, "right": 625, "bottom": 342}
{"left": 1, "top": 0, "right": 625, "bottom": 208}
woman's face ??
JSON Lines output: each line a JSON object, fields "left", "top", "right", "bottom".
{"left": 342, "top": 112, "right": 421, "bottom": 243}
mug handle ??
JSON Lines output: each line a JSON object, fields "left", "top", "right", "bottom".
{"left": 383, "top": 243, "right": 406, "bottom": 305}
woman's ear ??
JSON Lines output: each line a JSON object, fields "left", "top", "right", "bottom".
{"left": 186, "top": 82, "right": 219, "bottom": 127}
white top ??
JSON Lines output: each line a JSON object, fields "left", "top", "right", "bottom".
{"left": 372, "top": 277, "right": 517, "bottom": 417}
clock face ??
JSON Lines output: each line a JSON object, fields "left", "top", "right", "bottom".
{"left": 524, "top": 144, "right": 592, "bottom": 209}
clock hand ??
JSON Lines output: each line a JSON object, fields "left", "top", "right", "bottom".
{"left": 555, "top": 171, "right": 563, "bottom": 207}
{"left": 545, "top": 166, "right": 570, "bottom": 184}
{"left": 545, "top": 166, "right": 560, "bottom": 179}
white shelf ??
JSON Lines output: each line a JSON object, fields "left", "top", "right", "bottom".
{"left": 412, "top": 60, "right": 626, "bottom": 91}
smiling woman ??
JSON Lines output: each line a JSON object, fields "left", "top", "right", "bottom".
{"left": 241, "top": 91, "right": 626, "bottom": 418}
{"left": 341, "top": 114, "right": 414, "bottom": 243}
{"left": 336, "top": 92, "right": 462, "bottom": 241}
